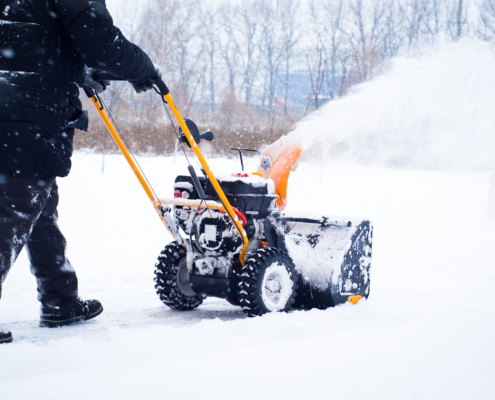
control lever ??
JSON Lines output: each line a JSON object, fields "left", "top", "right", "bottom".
{"left": 179, "top": 119, "right": 214, "bottom": 147}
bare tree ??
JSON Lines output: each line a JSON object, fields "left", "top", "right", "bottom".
{"left": 234, "top": 2, "right": 263, "bottom": 104}
{"left": 396, "top": 0, "right": 442, "bottom": 48}
{"left": 456, "top": 0, "right": 463, "bottom": 39}
{"left": 140, "top": 0, "right": 179, "bottom": 71}
{"left": 323, "top": 0, "right": 345, "bottom": 99}
{"left": 479, "top": 0, "right": 495, "bottom": 41}
{"left": 259, "top": 0, "right": 285, "bottom": 112}
{"left": 279, "top": 0, "right": 301, "bottom": 114}
{"left": 219, "top": 4, "right": 239, "bottom": 94}
{"left": 199, "top": 1, "right": 220, "bottom": 113}
{"left": 307, "top": 48, "right": 327, "bottom": 110}
{"left": 446, "top": 0, "right": 468, "bottom": 39}
{"left": 169, "top": 1, "right": 203, "bottom": 99}
{"left": 345, "top": 0, "right": 387, "bottom": 82}
{"left": 381, "top": 1, "right": 403, "bottom": 58}
{"left": 308, "top": 0, "right": 346, "bottom": 101}
{"left": 338, "top": 67, "right": 349, "bottom": 97}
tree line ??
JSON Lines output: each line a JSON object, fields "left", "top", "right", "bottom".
{"left": 76, "top": 0, "right": 495, "bottom": 155}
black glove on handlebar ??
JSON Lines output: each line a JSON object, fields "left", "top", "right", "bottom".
{"left": 132, "top": 64, "right": 162, "bottom": 94}
{"left": 82, "top": 66, "right": 110, "bottom": 93}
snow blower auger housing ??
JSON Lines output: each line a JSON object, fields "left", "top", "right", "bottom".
{"left": 84, "top": 74, "right": 373, "bottom": 317}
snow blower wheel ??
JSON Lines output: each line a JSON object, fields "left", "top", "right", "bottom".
{"left": 340, "top": 250, "right": 371, "bottom": 299}
{"left": 238, "top": 248, "right": 297, "bottom": 317}
{"left": 154, "top": 242, "right": 203, "bottom": 310}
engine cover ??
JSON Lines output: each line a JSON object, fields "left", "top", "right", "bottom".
{"left": 174, "top": 175, "right": 278, "bottom": 219}
{"left": 197, "top": 211, "right": 226, "bottom": 251}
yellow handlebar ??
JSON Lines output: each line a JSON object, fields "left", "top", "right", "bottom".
{"left": 89, "top": 90, "right": 249, "bottom": 266}
{"left": 162, "top": 93, "right": 249, "bottom": 265}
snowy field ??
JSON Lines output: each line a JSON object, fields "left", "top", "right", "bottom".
{"left": 0, "top": 153, "right": 494, "bottom": 399}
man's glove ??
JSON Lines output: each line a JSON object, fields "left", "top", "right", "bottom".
{"left": 82, "top": 66, "right": 110, "bottom": 93}
{"left": 131, "top": 64, "right": 162, "bottom": 94}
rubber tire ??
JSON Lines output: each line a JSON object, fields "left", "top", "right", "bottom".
{"left": 154, "top": 242, "right": 203, "bottom": 310}
{"left": 238, "top": 248, "right": 297, "bottom": 317}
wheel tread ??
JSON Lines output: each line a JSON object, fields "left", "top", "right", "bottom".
{"left": 237, "top": 247, "right": 297, "bottom": 317}
{"left": 154, "top": 242, "right": 203, "bottom": 311}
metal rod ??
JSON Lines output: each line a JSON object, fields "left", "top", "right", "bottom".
{"left": 164, "top": 93, "right": 249, "bottom": 265}
{"left": 88, "top": 95, "right": 182, "bottom": 243}
{"left": 230, "top": 148, "right": 261, "bottom": 172}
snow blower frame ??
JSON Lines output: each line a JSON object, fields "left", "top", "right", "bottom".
{"left": 84, "top": 75, "right": 373, "bottom": 317}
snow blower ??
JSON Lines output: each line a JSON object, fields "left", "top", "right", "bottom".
{"left": 83, "top": 74, "right": 373, "bottom": 317}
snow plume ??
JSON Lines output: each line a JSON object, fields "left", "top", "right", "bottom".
{"left": 289, "top": 39, "right": 495, "bottom": 172}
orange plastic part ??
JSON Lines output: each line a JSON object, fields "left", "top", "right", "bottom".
{"left": 348, "top": 295, "right": 363, "bottom": 305}
{"left": 256, "top": 136, "right": 302, "bottom": 211}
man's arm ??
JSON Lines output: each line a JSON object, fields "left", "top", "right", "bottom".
{"left": 53, "top": 0, "right": 155, "bottom": 85}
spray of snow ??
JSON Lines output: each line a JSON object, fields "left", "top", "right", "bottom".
{"left": 289, "top": 39, "right": 495, "bottom": 172}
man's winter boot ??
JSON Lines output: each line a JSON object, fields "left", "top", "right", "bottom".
{"left": 40, "top": 299, "right": 103, "bottom": 328}
{"left": 0, "top": 325, "right": 13, "bottom": 344}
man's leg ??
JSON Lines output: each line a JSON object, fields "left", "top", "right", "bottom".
{"left": 0, "top": 174, "right": 54, "bottom": 343}
{"left": 26, "top": 179, "right": 103, "bottom": 328}
{"left": 25, "top": 180, "right": 78, "bottom": 308}
{"left": 0, "top": 174, "right": 54, "bottom": 299}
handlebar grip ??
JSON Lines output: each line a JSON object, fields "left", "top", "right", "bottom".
{"left": 91, "top": 73, "right": 169, "bottom": 95}
{"left": 151, "top": 78, "right": 169, "bottom": 96}
{"left": 199, "top": 131, "right": 214, "bottom": 142}
{"left": 92, "top": 72, "right": 123, "bottom": 81}
{"left": 180, "top": 130, "right": 214, "bottom": 144}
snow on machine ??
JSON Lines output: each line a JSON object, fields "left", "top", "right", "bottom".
{"left": 84, "top": 74, "right": 373, "bottom": 317}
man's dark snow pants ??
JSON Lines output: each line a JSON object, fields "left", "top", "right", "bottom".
{"left": 0, "top": 174, "right": 78, "bottom": 306}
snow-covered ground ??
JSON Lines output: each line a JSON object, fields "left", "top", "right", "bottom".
{"left": 0, "top": 153, "right": 494, "bottom": 399}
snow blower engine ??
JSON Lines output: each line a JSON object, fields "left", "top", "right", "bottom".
{"left": 85, "top": 74, "right": 373, "bottom": 317}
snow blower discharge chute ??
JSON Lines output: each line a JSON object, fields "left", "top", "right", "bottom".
{"left": 84, "top": 73, "right": 373, "bottom": 317}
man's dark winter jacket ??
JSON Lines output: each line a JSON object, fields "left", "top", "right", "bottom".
{"left": 0, "top": 0, "right": 155, "bottom": 177}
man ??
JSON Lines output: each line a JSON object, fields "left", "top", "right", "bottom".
{"left": 0, "top": 0, "right": 160, "bottom": 344}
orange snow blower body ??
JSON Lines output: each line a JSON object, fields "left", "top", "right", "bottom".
{"left": 256, "top": 136, "right": 302, "bottom": 211}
